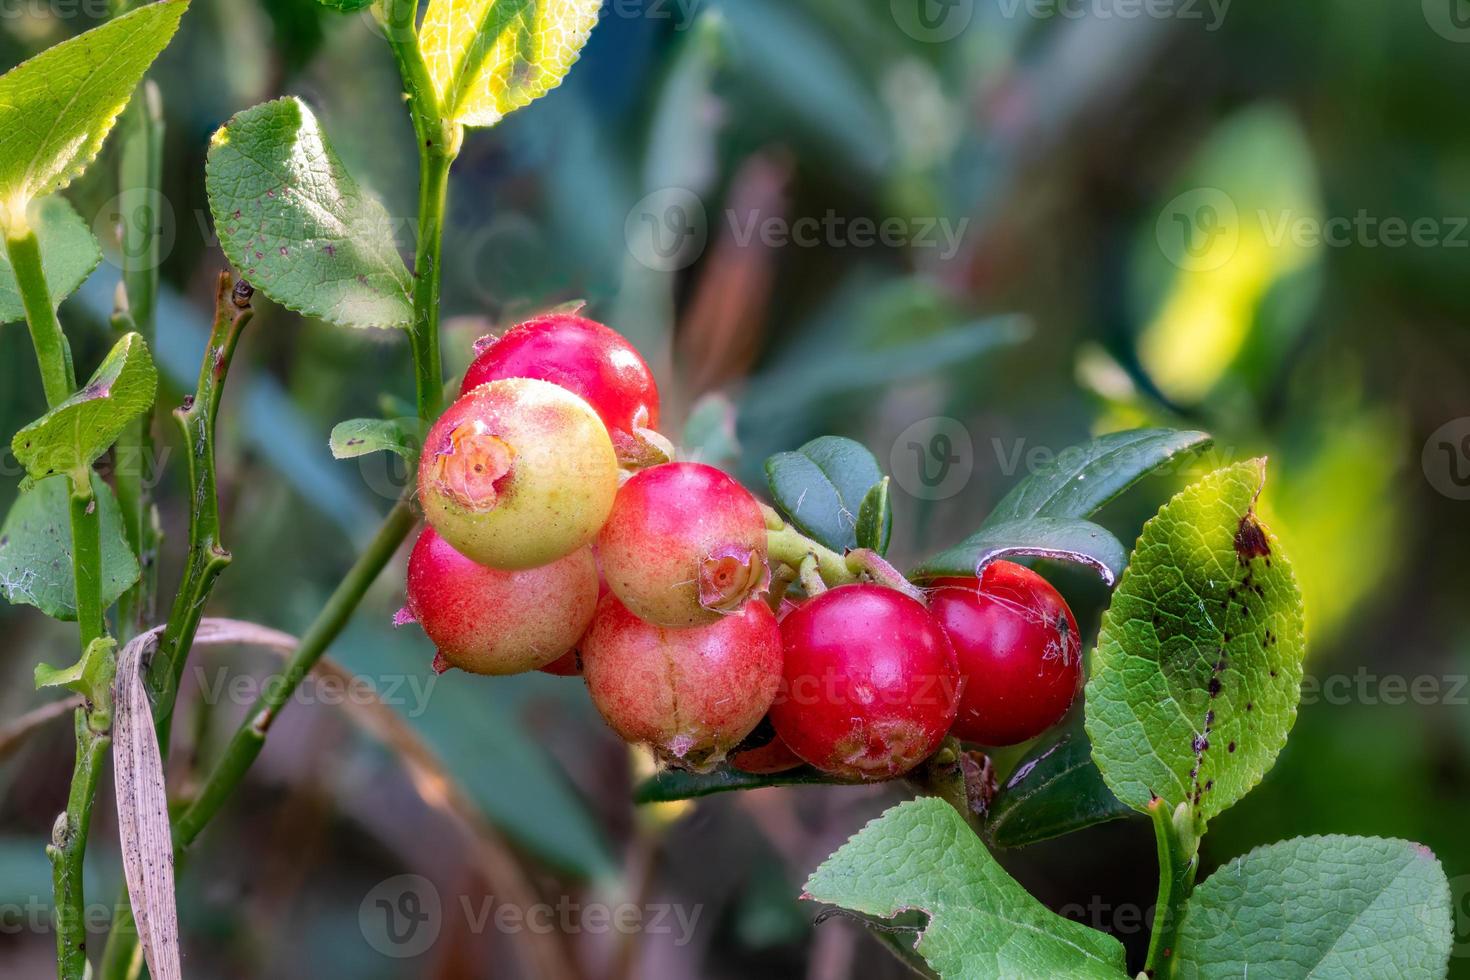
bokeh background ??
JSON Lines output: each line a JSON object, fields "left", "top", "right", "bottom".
{"left": 3, "top": 0, "right": 1469, "bottom": 976}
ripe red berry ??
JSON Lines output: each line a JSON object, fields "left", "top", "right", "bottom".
{"left": 729, "top": 720, "right": 805, "bottom": 775}
{"left": 462, "top": 313, "right": 660, "bottom": 463}
{"left": 404, "top": 527, "right": 600, "bottom": 676}
{"left": 597, "top": 462, "right": 770, "bottom": 628}
{"left": 537, "top": 562, "right": 611, "bottom": 677}
{"left": 928, "top": 561, "right": 1083, "bottom": 746}
{"left": 770, "top": 585, "right": 960, "bottom": 781}
{"left": 581, "top": 594, "right": 782, "bottom": 770}
{"left": 419, "top": 378, "right": 618, "bottom": 570}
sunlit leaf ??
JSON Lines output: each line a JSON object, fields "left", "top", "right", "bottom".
{"left": 206, "top": 98, "right": 413, "bottom": 329}
{"left": 420, "top": 0, "right": 602, "bottom": 128}
{"left": 1086, "top": 459, "right": 1307, "bottom": 825}
{"left": 0, "top": 0, "right": 189, "bottom": 225}
{"left": 12, "top": 332, "right": 157, "bottom": 483}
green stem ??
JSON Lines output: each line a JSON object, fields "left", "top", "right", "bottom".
{"left": 68, "top": 480, "right": 104, "bottom": 648}
{"left": 98, "top": 274, "right": 252, "bottom": 980}
{"left": 381, "top": 0, "right": 459, "bottom": 424}
{"left": 113, "top": 79, "right": 166, "bottom": 639}
{"left": 1144, "top": 800, "right": 1200, "bottom": 977}
{"left": 766, "top": 526, "right": 860, "bottom": 589}
{"left": 171, "top": 497, "right": 418, "bottom": 851}
{"left": 48, "top": 707, "right": 111, "bottom": 979}
{"left": 4, "top": 225, "right": 76, "bottom": 407}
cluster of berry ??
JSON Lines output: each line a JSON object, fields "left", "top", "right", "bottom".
{"left": 403, "top": 314, "right": 1082, "bottom": 781}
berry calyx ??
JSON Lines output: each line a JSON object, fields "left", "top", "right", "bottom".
{"left": 928, "top": 561, "right": 1083, "bottom": 746}
{"left": 598, "top": 462, "right": 770, "bottom": 628}
{"left": 419, "top": 378, "right": 618, "bottom": 570}
{"left": 462, "top": 313, "right": 662, "bottom": 464}
{"left": 770, "top": 584, "right": 961, "bottom": 781}
{"left": 404, "top": 528, "right": 600, "bottom": 676}
{"left": 581, "top": 595, "right": 783, "bottom": 771}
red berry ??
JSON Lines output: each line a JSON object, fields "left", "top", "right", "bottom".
{"left": 729, "top": 720, "right": 805, "bottom": 775}
{"left": 538, "top": 562, "right": 611, "bottom": 677}
{"left": 405, "top": 527, "right": 600, "bottom": 676}
{"left": 419, "top": 378, "right": 618, "bottom": 570}
{"left": 581, "top": 594, "right": 782, "bottom": 770}
{"left": 770, "top": 585, "right": 960, "bottom": 781}
{"left": 462, "top": 314, "right": 660, "bottom": 462}
{"left": 597, "top": 462, "right": 770, "bottom": 628}
{"left": 538, "top": 650, "right": 581, "bottom": 676}
{"left": 928, "top": 561, "right": 1083, "bottom": 746}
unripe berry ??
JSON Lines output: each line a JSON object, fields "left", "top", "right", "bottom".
{"left": 928, "top": 562, "right": 1082, "bottom": 746}
{"left": 404, "top": 528, "right": 600, "bottom": 676}
{"left": 581, "top": 594, "right": 782, "bottom": 771}
{"left": 597, "top": 462, "right": 770, "bottom": 628}
{"left": 419, "top": 378, "right": 618, "bottom": 570}
{"left": 771, "top": 584, "right": 961, "bottom": 781}
{"left": 462, "top": 314, "right": 661, "bottom": 463}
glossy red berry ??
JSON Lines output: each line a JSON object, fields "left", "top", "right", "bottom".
{"left": 581, "top": 594, "right": 782, "bottom": 770}
{"left": 770, "top": 585, "right": 961, "bottom": 781}
{"left": 928, "top": 561, "right": 1083, "bottom": 746}
{"left": 404, "top": 527, "right": 600, "bottom": 676}
{"left": 462, "top": 313, "right": 660, "bottom": 463}
{"left": 597, "top": 462, "right": 770, "bottom": 628}
{"left": 419, "top": 378, "right": 618, "bottom": 570}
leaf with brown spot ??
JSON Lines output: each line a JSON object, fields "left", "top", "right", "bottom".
{"left": 1085, "top": 459, "right": 1306, "bottom": 827}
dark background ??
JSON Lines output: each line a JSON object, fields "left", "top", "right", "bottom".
{"left": 2, "top": 0, "right": 1468, "bottom": 976}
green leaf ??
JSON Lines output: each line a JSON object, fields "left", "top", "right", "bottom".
{"left": 0, "top": 196, "right": 101, "bottom": 323}
{"left": 0, "top": 0, "right": 189, "bottom": 223}
{"left": 855, "top": 477, "right": 892, "bottom": 554}
{"left": 766, "top": 436, "right": 886, "bottom": 554}
{"left": 985, "top": 428, "right": 1214, "bottom": 526}
{"left": 329, "top": 418, "right": 414, "bottom": 460}
{"left": 1175, "top": 836, "right": 1453, "bottom": 979}
{"left": 35, "top": 635, "right": 115, "bottom": 701}
{"left": 206, "top": 97, "right": 413, "bottom": 329}
{"left": 0, "top": 474, "right": 140, "bottom": 621}
{"left": 984, "top": 711, "right": 1134, "bottom": 849}
{"left": 634, "top": 764, "right": 844, "bottom": 804}
{"left": 1085, "top": 458, "right": 1306, "bottom": 825}
{"left": 803, "top": 798, "right": 1127, "bottom": 979}
{"left": 314, "top": 0, "right": 373, "bottom": 9}
{"left": 420, "top": 0, "right": 602, "bottom": 128}
{"left": 912, "top": 518, "right": 1128, "bottom": 587}
{"left": 12, "top": 333, "right": 157, "bottom": 483}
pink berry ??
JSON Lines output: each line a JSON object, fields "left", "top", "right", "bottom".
{"left": 462, "top": 313, "right": 660, "bottom": 463}
{"left": 770, "top": 584, "right": 961, "bottom": 781}
{"left": 928, "top": 562, "right": 1082, "bottom": 746}
{"left": 597, "top": 462, "right": 770, "bottom": 628}
{"left": 419, "top": 378, "right": 618, "bottom": 570}
{"left": 404, "top": 527, "right": 600, "bottom": 676}
{"left": 581, "top": 594, "right": 782, "bottom": 770}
